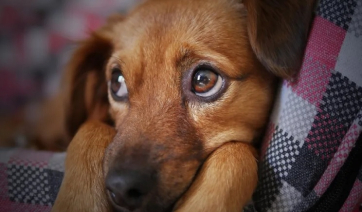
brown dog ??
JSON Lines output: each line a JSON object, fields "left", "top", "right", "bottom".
{"left": 52, "top": 0, "right": 315, "bottom": 211}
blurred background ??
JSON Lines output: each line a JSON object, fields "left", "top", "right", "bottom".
{"left": 0, "top": 0, "right": 140, "bottom": 147}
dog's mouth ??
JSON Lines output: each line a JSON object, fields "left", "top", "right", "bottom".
{"left": 106, "top": 181, "right": 189, "bottom": 212}
{"left": 108, "top": 192, "right": 176, "bottom": 212}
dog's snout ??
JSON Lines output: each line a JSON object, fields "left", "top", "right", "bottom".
{"left": 106, "top": 169, "right": 155, "bottom": 211}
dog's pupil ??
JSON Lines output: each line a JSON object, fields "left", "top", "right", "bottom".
{"left": 195, "top": 70, "right": 211, "bottom": 87}
{"left": 111, "top": 72, "right": 122, "bottom": 93}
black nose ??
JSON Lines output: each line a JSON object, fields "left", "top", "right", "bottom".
{"left": 105, "top": 168, "right": 155, "bottom": 211}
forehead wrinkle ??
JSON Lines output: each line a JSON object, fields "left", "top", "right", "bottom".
{"left": 122, "top": 40, "right": 181, "bottom": 105}
{"left": 111, "top": 43, "right": 147, "bottom": 100}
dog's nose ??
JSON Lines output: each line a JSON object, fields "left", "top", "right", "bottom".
{"left": 105, "top": 169, "right": 155, "bottom": 211}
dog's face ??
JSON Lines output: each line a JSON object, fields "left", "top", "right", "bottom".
{"left": 64, "top": 0, "right": 314, "bottom": 211}
{"left": 104, "top": 0, "right": 275, "bottom": 211}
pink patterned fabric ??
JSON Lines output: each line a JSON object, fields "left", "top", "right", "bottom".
{"left": 249, "top": 0, "right": 362, "bottom": 211}
{"left": 0, "top": 149, "right": 65, "bottom": 212}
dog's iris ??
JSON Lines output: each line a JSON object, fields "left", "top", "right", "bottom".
{"left": 192, "top": 69, "right": 223, "bottom": 97}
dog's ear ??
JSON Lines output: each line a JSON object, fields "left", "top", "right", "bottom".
{"left": 64, "top": 15, "right": 122, "bottom": 137}
{"left": 244, "top": 0, "right": 315, "bottom": 79}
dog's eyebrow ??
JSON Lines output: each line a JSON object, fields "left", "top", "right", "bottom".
{"left": 174, "top": 48, "right": 194, "bottom": 69}
{"left": 175, "top": 48, "right": 248, "bottom": 81}
{"left": 110, "top": 55, "right": 126, "bottom": 66}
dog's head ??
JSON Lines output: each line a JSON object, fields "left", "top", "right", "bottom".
{"left": 64, "top": 0, "right": 314, "bottom": 211}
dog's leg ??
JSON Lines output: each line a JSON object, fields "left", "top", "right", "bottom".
{"left": 174, "top": 142, "right": 258, "bottom": 212}
{"left": 52, "top": 121, "right": 115, "bottom": 212}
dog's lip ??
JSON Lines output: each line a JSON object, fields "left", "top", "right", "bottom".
{"left": 107, "top": 188, "right": 176, "bottom": 212}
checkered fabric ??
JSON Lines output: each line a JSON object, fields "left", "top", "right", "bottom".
{"left": 0, "top": 149, "right": 65, "bottom": 212}
{"left": 247, "top": 0, "right": 362, "bottom": 211}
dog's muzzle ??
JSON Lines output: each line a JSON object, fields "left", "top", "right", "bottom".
{"left": 105, "top": 166, "right": 156, "bottom": 211}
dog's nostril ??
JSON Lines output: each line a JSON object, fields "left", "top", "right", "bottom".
{"left": 105, "top": 169, "right": 155, "bottom": 210}
{"left": 107, "top": 188, "right": 144, "bottom": 210}
{"left": 128, "top": 188, "right": 143, "bottom": 199}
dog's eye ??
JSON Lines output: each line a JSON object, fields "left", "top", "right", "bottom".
{"left": 109, "top": 68, "right": 128, "bottom": 101}
{"left": 192, "top": 67, "right": 223, "bottom": 97}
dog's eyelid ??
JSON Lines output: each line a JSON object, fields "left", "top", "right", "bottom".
{"left": 107, "top": 56, "right": 126, "bottom": 74}
{"left": 110, "top": 55, "right": 126, "bottom": 65}
{"left": 111, "top": 66, "right": 123, "bottom": 74}
{"left": 201, "top": 64, "right": 248, "bottom": 82}
{"left": 229, "top": 72, "right": 250, "bottom": 81}
{"left": 190, "top": 60, "right": 238, "bottom": 80}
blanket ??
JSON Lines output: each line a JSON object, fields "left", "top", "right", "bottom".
{"left": 248, "top": 0, "right": 362, "bottom": 211}
{"left": 0, "top": 149, "right": 65, "bottom": 211}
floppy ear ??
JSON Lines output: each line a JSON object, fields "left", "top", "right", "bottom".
{"left": 64, "top": 15, "right": 123, "bottom": 137}
{"left": 244, "top": 0, "right": 316, "bottom": 79}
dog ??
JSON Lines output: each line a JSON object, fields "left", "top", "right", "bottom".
{"left": 52, "top": 0, "right": 315, "bottom": 211}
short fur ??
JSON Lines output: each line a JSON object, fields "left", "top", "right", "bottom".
{"left": 53, "top": 0, "right": 315, "bottom": 211}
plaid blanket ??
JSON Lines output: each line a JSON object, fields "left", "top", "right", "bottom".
{"left": 0, "top": 149, "right": 65, "bottom": 211}
{"left": 248, "top": 0, "right": 362, "bottom": 211}
{"left": 1, "top": 0, "right": 362, "bottom": 211}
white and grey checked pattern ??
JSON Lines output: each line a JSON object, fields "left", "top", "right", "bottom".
{"left": 348, "top": 0, "right": 362, "bottom": 37}
{"left": 279, "top": 91, "right": 317, "bottom": 143}
{"left": 46, "top": 153, "right": 65, "bottom": 172}
{"left": 293, "top": 191, "right": 320, "bottom": 212}
{"left": 0, "top": 149, "right": 16, "bottom": 163}
{"left": 335, "top": 30, "right": 362, "bottom": 87}
{"left": 7, "top": 165, "right": 52, "bottom": 205}
{"left": 268, "top": 180, "right": 303, "bottom": 212}
{"left": 305, "top": 71, "right": 362, "bottom": 160}
{"left": 318, "top": 0, "right": 357, "bottom": 30}
{"left": 254, "top": 164, "right": 283, "bottom": 211}
{"left": 265, "top": 127, "right": 302, "bottom": 179}
{"left": 254, "top": 127, "right": 301, "bottom": 211}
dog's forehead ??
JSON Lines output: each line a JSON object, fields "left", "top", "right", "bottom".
{"left": 120, "top": 0, "right": 245, "bottom": 45}
{"left": 111, "top": 0, "right": 250, "bottom": 78}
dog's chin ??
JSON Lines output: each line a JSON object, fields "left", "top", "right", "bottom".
{"left": 110, "top": 202, "right": 174, "bottom": 212}
{"left": 108, "top": 190, "right": 179, "bottom": 212}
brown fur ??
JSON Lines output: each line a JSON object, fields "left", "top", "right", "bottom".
{"left": 52, "top": 0, "right": 315, "bottom": 211}
{"left": 52, "top": 121, "right": 114, "bottom": 212}
{"left": 244, "top": 0, "right": 315, "bottom": 79}
{"left": 174, "top": 142, "right": 258, "bottom": 212}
